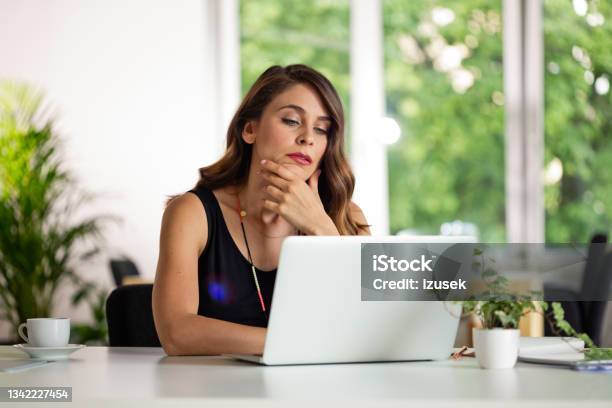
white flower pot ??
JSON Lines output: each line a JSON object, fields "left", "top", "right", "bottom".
{"left": 472, "top": 328, "right": 520, "bottom": 369}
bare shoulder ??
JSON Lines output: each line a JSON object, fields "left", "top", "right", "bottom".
{"left": 349, "top": 201, "right": 371, "bottom": 235}
{"left": 162, "top": 192, "right": 207, "bottom": 254}
{"left": 164, "top": 192, "right": 205, "bottom": 223}
{"left": 349, "top": 201, "right": 366, "bottom": 219}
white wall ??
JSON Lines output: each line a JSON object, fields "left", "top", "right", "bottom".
{"left": 0, "top": 0, "right": 221, "bottom": 338}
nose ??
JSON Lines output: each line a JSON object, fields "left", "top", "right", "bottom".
{"left": 296, "top": 128, "right": 315, "bottom": 146}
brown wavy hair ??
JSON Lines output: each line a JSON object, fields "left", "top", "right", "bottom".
{"left": 195, "top": 64, "right": 367, "bottom": 235}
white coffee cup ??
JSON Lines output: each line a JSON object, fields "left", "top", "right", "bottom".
{"left": 18, "top": 318, "right": 71, "bottom": 347}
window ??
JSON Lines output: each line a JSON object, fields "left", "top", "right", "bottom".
{"left": 543, "top": 0, "right": 612, "bottom": 242}
{"left": 237, "top": 1, "right": 608, "bottom": 242}
{"left": 240, "top": 0, "right": 350, "bottom": 125}
{"left": 383, "top": 0, "right": 505, "bottom": 241}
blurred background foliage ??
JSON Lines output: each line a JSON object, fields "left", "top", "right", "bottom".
{"left": 240, "top": 0, "right": 610, "bottom": 243}
{"left": 383, "top": 0, "right": 505, "bottom": 240}
{"left": 543, "top": 0, "right": 611, "bottom": 242}
{"left": 0, "top": 81, "right": 111, "bottom": 344}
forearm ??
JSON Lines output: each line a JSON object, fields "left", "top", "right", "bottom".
{"left": 161, "top": 313, "right": 266, "bottom": 356}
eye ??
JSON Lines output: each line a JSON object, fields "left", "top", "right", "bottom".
{"left": 282, "top": 118, "right": 300, "bottom": 126}
{"left": 315, "top": 127, "right": 329, "bottom": 136}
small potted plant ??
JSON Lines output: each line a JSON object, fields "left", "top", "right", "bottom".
{"left": 462, "top": 297, "right": 539, "bottom": 369}
{"left": 459, "top": 247, "right": 531, "bottom": 368}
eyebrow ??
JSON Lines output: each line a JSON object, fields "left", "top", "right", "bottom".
{"left": 277, "top": 104, "right": 332, "bottom": 123}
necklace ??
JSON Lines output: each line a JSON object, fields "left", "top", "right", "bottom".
{"left": 235, "top": 195, "right": 268, "bottom": 321}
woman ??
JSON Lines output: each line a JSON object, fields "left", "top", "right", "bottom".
{"left": 152, "top": 64, "right": 370, "bottom": 356}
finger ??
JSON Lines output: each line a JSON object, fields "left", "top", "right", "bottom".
{"left": 261, "top": 171, "right": 289, "bottom": 190}
{"left": 260, "top": 159, "right": 296, "bottom": 181}
{"left": 264, "top": 184, "right": 284, "bottom": 201}
{"left": 263, "top": 199, "right": 282, "bottom": 214}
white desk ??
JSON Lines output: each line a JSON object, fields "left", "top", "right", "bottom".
{"left": 1, "top": 346, "right": 611, "bottom": 407}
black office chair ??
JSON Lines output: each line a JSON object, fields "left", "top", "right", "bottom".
{"left": 106, "top": 284, "right": 161, "bottom": 347}
{"left": 109, "top": 258, "right": 141, "bottom": 287}
{"left": 544, "top": 233, "right": 612, "bottom": 346}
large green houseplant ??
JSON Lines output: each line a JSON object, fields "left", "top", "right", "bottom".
{"left": 0, "top": 81, "right": 111, "bottom": 342}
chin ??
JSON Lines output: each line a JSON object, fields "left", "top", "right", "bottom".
{"left": 284, "top": 162, "right": 310, "bottom": 178}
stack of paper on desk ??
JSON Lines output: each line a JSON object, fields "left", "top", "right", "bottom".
{"left": 518, "top": 337, "right": 612, "bottom": 370}
{"left": 519, "top": 336, "right": 585, "bottom": 357}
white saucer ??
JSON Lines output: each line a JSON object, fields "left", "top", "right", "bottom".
{"left": 13, "top": 344, "right": 85, "bottom": 360}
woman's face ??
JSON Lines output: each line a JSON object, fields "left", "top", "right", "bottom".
{"left": 243, "top": 83, "right": 331, "bottom": 180}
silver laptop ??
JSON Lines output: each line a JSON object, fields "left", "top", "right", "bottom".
{"left": 227, "top": 235, "right": 475, "bottom": 365}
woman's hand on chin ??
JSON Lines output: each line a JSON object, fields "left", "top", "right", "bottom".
{"left": 259, "top": 159, "right": 339, "bottom": 235}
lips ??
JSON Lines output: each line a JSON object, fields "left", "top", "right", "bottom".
{"left": 287, "top": 153, "right": 312, "bottom": 165}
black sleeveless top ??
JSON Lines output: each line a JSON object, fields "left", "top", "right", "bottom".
{"left": 188, "top": 185, "right": 276, "bottom": 328}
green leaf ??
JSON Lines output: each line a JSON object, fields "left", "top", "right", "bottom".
{"left": 0, "top": 81, "right": 112, "bottom": 341}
